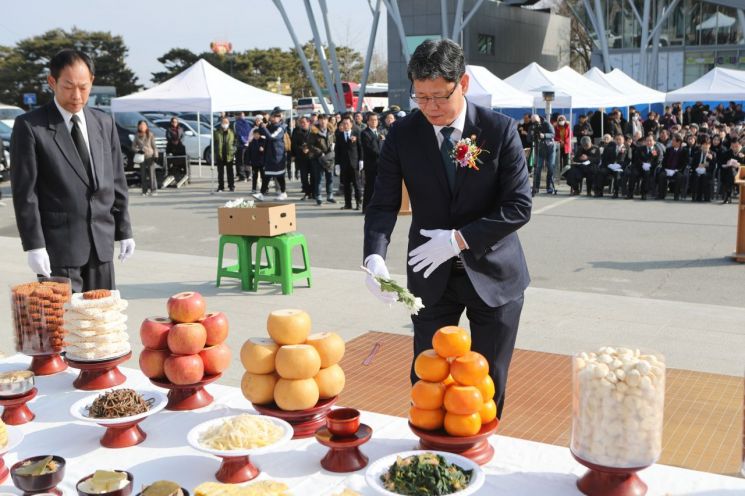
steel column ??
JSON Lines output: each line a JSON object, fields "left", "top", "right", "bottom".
{"left": 454, "top": 0, "right": 486, "bottom": 39}
{"left": 318, "top": 0, "right": 347, "bottom": 112}
{"left": 357, "top": 0, "right": 382, "bottom": 112}
{"left": 303, "top": 0, "right": 342, "bottom": 111}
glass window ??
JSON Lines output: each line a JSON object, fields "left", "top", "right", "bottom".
{"left": 684, "top": 51, "right": 715, "bottom": 84}
{"left": 662, "top": 0, "right": 685, "bottom": 46}
{"left": 688, "top": 0, "right": 702, "bottom": 45}
{"left": 477, "top": 34, "right": 494, "bottom": 55}
{"left": 715, "top": 6, "right": 740, "bottom": 45}
{"left": 698, "top": 2, "right": 718, "bottom": 46}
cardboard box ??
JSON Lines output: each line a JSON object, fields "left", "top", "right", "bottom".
{"left": 218, "top": 203, "right": 296, "bottom": 237}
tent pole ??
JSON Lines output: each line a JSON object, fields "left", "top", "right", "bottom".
{"left": 197, "top": 112, "right": 202, "bottom": 178}
{"left": 210, "top": 109, "right": 215, "bottom": 195}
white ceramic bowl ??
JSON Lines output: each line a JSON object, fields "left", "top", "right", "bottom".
{"left": 69, "top": 389, "right": 167, "bottom": 425}
{"left": 365, "top": 450, "right": 485, "bottom": 496}
{"left": 187, "top": 413, "right": 293, "bottom": 458}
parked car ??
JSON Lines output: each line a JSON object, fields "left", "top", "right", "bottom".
{"left": 0, "top": 121, "right": 12, "bottom": 173}
{"left": 153, "top": 119, "right": 212, "bottom": 163}
{"left": 177, "top": 112, "right": 223, "bottom": 126}
{"left": 296, "top": 97, "right": 333, "bottom": 115}
{"left": 0, "top": 104, "right": 24, "bottom": 129}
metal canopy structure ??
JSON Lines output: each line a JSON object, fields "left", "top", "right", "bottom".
{"left": 272, "top": 0, "right": 492, "bottom": 112}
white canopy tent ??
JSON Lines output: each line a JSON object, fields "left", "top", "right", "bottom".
{"left": 696, "top": 11, "right": 736, "bottom": 31}
{"left": 465, "top": 65, "right": 534, "bottom": 108}
{"left": 665, "top": 67, "right": 745, "bottom": 103}
{"left": 112, "top": 59, "right": 291, "bottom": 187}
{"left": 584, "top": 67, "right": 666, "bottom": 105}
{"left": 551, "top": 66, "right": 636, "bottom": 107}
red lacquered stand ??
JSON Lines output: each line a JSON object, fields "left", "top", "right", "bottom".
{"left": 97, "top": 418, "right": 148, "bottom": 449}
{"left": 315, "top": 424, "right": 372, "bottom": 473}
{"left": 0, "top": 456, "right": 9, "bottom": 484}
{"left": 65, "top": 352, "right": 131, "bottom": 390}
{"left": 29, "top": 354, "right": 67, "bottom": 376}
{"left": 150, "top": 374, "right": 221, "bottom": 411}
{"left": 213, "top": 455, "right": 260, "bottom": 484}
{"left": 409, "top": 418, "right": 499, "bottom": 466}
{"left": 0, "top": 388, "right": 37, "bottom": 425}
{"left": 253, "top": 396, "right": 338, "bottom": 439}
{"left": 572, "top": 452, "right": 649, "bottom": 496}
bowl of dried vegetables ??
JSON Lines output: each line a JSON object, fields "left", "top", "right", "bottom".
{"left": 365, "top": 450, "right": 484, "bottom": 496}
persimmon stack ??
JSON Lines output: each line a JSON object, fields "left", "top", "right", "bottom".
{"left": 409, "top": 326, "right": 497, "bottom": 436}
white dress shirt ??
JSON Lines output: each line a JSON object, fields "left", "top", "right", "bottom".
{"left": 54, "top": 97, "right": 92, "bottom": 159}
{"left": 432, "top": 97, "right": 468, "bottom": 148}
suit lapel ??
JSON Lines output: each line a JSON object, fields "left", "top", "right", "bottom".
{"left": 84, "top": 107, "right": 103, "bottom": 191}
{"left": 48, "top": 104, "right": 91, "bottom": 189}
{"left": 454, "top": 101, "right": 482, "bottom": 200}
{"left": 416, "top": 112, "right": 451, "bottom": 198}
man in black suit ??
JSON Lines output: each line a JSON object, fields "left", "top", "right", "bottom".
{"left": 360, "top": 112, "right": 385, "bottom": 212}
{"left": 629, "top": 134, "right": 661, "bottom": 200}
{"left": 335, "top": 115, "right": 363, "bottom": 210}
{"left": 363, "top": 39, "right": 531, "bottom": 418}
{"left": 657, "top": 133, "right": 688, "bottom": 200}
{"left": 11, "top": 49, "right": 133, "bottom": 292}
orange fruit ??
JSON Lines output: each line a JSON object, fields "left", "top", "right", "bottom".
{"left": 475, "top": 374, "right": 495, "bottom": 401}
{"left": 442, "top": 374, "right": 456, "bottom": 387}
{"left": 432, "top": 326, "right": 471, "bottom": 359}
{"left": 409, "top": 406, "right": 445, "bottom": 431}
{"left": 411, "top": 380, "right": 446, "bottom": 410}
{"left": 444, "top": 411, "right": 482, "bottom": 437}
{"left": 450, "top": 351, "right": 489, "bottom": 386}
{"left": 443, "top": 385, "right": 483, "bottom": 415}
{"left": 479, "top": 399, "right": 497, "bottom": 424}
{"left": 414, "top": 349, "right": 450, "bottom": 382}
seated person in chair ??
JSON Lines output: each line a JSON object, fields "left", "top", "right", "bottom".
{"left": 656, "top": 133, "right": 688, "bottom": 200}
{"left": 566, "top": 136, "right": 599, "bottom": 196}
{"left": 595, "top": 134, "right": 629, "bottom": 198}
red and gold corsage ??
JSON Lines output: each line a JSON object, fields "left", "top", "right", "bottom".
{"left": 451, "top": 135, "right": 487, "bottom": 171}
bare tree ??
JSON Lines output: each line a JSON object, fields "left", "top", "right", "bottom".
{"left": 368, "top": 52, "right": 388, "bottom": 83}
{"left": 557, "top": 0, "right": 594, "bottom": 73}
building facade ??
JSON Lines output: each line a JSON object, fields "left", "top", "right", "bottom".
{"left": 593, "top": 0, "right": 745, "bottom": 90}
{"left": 387, "top": 0, "right": 571, "bottom": 108}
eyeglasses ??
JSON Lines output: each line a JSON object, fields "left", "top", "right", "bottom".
{"left": 410, "top": 83, "right": 458, "bottom": 106}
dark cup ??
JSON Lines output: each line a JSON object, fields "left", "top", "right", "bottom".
{"left": 326, "top": 407, "right": 360, "bottom": 437}
{"left": 76, "top": 471, "right": 134, "bottom": 496}
{"left": 11, "top": 455, "right": 66, "bottom": 494}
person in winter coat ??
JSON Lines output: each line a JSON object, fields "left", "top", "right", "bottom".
{"left": 254, "top": 108, "right": 287, "bottom": 201}
{"left": 213, "top": 116, "right": 236, "bottom": 192}
{"left": 554, "top": 115, "right": 572, "bottom": 174}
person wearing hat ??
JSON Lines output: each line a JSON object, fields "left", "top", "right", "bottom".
{"left": 254, "top": 108, "right": 288, "bottom": 201}
{"left": 306, "top": 114, "right": 337, "bottom": 205}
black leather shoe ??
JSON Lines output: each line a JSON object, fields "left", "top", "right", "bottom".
{"left": 341, "top": 205, "right": 353, "bottom": 210}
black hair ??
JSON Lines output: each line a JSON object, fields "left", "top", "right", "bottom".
{"left": 407, "top": 39, "right": 465, "bottom": 83}
{"left": 366, "top": 112, "right": 378, "bottom": 122}
{"left": 49, "top": 49, "right": 94, "bottom": 80}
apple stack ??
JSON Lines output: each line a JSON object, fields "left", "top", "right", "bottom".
{"left": 139, "top": 291, "right": 231, "bottom": 385}
{"left": 240, "top": 309, "right": 346, "bottom": 411}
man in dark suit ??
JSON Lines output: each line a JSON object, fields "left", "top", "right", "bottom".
{"left": 335, "top": 115, "right": 363, "bottom": 210}
{"left": 10, "top": 49, "right": 133, "bottom": 292}
{"left": 629, "top": 134, "right": 661, "bottom": 200}
{"left": 360, "top": 112, "right": 385, "bottom": 212}
{"left": 363, "top": 39, "right": 531, "bottom": 418}
{"left": 657, "top": 133, "right": 688, "bottom": 200}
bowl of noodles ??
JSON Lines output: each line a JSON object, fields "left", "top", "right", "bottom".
{"left": 187, "top": 413, "right": 293, "bottom": 458}
{"left": 70, "top": 389, "right": 168, "bottom": 426}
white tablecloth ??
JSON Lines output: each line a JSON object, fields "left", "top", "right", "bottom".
{"left": 1, "top": 354, "right": 744, "bottom": 496}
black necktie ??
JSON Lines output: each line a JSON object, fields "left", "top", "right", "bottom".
{"left": 440, "top": 127, "right": 455, "bottom": 192}
{"left": 70, "top": 115, "right": 95, "bottom": 188}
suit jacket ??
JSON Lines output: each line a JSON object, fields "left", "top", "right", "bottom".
{"left": 364, "top": 101, "right": 532, "bottom": 308}
{"left": 10, "top": 103, "right": 131, "bottom": 267}
{"left": 360, "top": 127, "right": 383, "bottom": 167}
{"left": 690, "top": 149, "right": 716, "bottom": 174}
{"left": 334, "top": 129, "right": 361, "bottom": 168}
{"left": 662, "top": 146, "right": 688, "bottom": 171}
{"left": 601, "top": 142, "right": 630, "bottom": 169}
{"left": 632, "top": 145, "right": 660, "bottom": 172}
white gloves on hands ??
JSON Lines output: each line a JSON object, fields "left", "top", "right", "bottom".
{"left": 408, "top": 229, "right": 461, "bottom": 278}
{"left": 364, "top": 254, "right": 397, "bottom": 304}
{"left": 119, "top": 238, "right": 136, "bottom": 262}
{"left": 358, "top": 160, "right": 364, "bottom": 171}
{"left": 27, "top": 248, "right": 51, "bottom": 277}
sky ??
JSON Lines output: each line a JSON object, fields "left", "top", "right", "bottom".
{"left": 0, "top": 0, "right": 388, "bottom": 89}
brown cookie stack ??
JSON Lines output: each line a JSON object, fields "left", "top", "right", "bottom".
{"left": 11, "top": 280, "right": 71, "bottom": 355}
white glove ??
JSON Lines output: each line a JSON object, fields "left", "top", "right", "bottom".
{"left": 364, "top": 254, "right": 397, "bottom": 305}
{"left": 119, "top": 238, "right": 136, "bottom": 262}
{"left": 408, "top": 229, "right": 461, "bottom": 278}
{"left": 27, "top": 248, "right": 51, "bottom": 277}
{"left": 358, "top": 160, "right": 364, "bottom": 171}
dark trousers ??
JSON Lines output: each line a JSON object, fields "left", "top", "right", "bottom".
{"left": 236, "top": 147, "right": 248, "bottom": 179}
{"left": 721, "top": 169, "right": 735, "bottom": 201}
{"left": 594, "top": 167, "right": 624, "bottom": 197}
{"left": 251, "top": 166, "right": 264, "bottom": 192}
{"left": 296, "top": 158, "right": 312, "bottom": 196}
{"left": 140, "top": 158, "right": 157, "bottom": 194}
{"left": 340, "top": 163, "right": 361, "bottom": 207}
{"left": 628, "top": 168, "right": 654, "bottom": 199}
{"left": 51, "top": 248, "right": 114, "bottom": 293}
{"left": 261, "top": 174, "right": 286, "bottom": 194}
{"left": 565, "top": 165, "right": 594, "bottom": 195}
{"left": 656, "top": 170, "right": 684, "bottom": 200}
{"left": 311, "top": 158, "right": 334, "bottom": 200}
{"left": 691, "top": 172, "right": 711, "bottom": 202}
{"left": 410, "top": 270, "right": 524, "bottom": 419}
{"left": 217, "top": 159, "right": 234, "bottom": 190}
{"left": 363, "top": 163, "right": 378, "bottom": 210}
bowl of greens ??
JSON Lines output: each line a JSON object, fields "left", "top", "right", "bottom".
{"left": 365, "top": 450, "right": 485, "bottom": 496}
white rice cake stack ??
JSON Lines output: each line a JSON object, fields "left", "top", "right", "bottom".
{"left": 64, "top": 290, "right": 130, "bottom": 361}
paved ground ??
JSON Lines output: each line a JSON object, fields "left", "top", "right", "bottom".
{"left": 0, "top": 171, "right": 743, "bottom": 381}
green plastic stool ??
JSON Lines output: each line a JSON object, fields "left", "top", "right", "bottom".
{"left": 251, "top": 232, "right": 312, "bottom": 295}
{"left": 216, "top": 235, "right": 256, "bottom": 291}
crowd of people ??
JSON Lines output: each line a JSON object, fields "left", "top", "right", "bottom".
{"left": 164, "top": 106, "right": 404, "bottom": 211}
{"left": 517, "top": 101, "right": 745, "bottom": 203}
